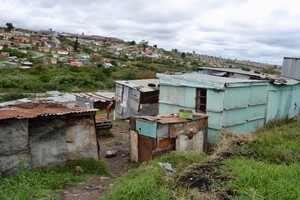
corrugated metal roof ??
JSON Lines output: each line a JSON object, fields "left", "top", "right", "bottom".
{"left": 0, "top": 103, "right": 98, "bottom": 120}
{"left": 115, "top": 79, "right": 159, "bottom": 92}
{"left": 198, "top": 67, "right": 300, "bottom": 85}
{"left": 159, "top": 73, "right": 268, "bottom": 85}
{"left": 75, "top": 92, "right": 115, "bottom": 102}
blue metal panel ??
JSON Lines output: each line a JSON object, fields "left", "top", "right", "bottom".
{"left": 159, "top": 85, "right": 196, "bottom": 109}
{"left": 244, "top": 119, "right": 265, "bottom": 132}
{"left": 207, "top": 111, "right": 222, "bottom": 129}
{"left": 223, "top": 108, "right": 247, "bottom": 127}
{"left": 289, "top": 85, "right": 300, "bottom": 118}
{"left": 266, "top": 85, "right": 292, "bottom": 122}
{"left": 136, "top": 120, "right": 157, "bottom": 138}
{"left": 224, "top": 87, "right": 249, "bottom": 109}
{"left": 207, "top": 90, "right": 224, "bottom": 112}
{"left": 249, "top": 85, "right": 268, "bottom": 105}
{"left": 247, "top": 104, "right": 266, "bottom": 121}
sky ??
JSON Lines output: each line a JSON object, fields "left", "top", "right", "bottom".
{"left": 1, "top": 0, "right": 300, "bottom": 65}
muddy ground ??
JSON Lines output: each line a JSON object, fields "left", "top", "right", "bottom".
{"left": 61, "top": 120, "right": 131, "bottom": 200}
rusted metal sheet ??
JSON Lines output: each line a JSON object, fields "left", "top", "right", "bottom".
{"left": 138, "top": 134, "right": 156, "bottom": 162}
{"left": 176, "top": 131, "right": 205, "bottom": 152}
{"left": 157, "top": 138, "right": 175, "bottom": 149}
{"left": 169, "top": 120, "right": 203, "bottom": 138}
{"left": 130, "top": 130, "right": 138, "bottom": 162}
{"left": 66, "top": 117, "right": 99, "bottom": 160}
{"left": 29, "top": 116, "right": 67, "bottom": 168}
{"left": 0, "top": 103, "right": 98, "bottom": 120}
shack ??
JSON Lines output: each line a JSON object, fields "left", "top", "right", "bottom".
{"left": 115, "top": 79, "right": 159, "bottom": 119}
{"left": 0, "top": 103, "right": 99, "bottom": 177}
{"left": 75, "top": 92, "right": 115, "bottom": 109}
{"left": 130, "top": 114, "right": 208, "bottom": 162}
{"left": 157, "top": 67, "right": 300, "bottom": 142}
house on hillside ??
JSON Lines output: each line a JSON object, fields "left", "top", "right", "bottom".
{"left": 115, "top": 79, "right": 159, "bottom": 119}
{"left": 0, "top": 103, "right": 99, "bottom": 177}
{"left": 57, "top": 50, "right": 69, "bottom": 55}
{"left": 70, "top": 61, "right": 84, "bottom": 67}
{"left": 157, "top": 67, "right": 300, "bottom": 142}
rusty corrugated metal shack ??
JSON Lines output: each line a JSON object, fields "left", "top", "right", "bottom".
{"left": 0, "top": 103, "right": 99, "bottom": 177}
{"left": 130, "top": 115, "right": 208, "bottom": 163}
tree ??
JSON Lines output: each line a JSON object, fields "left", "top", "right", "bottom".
{"left": 129, "top": 40, "right": 136, "bottom": 45}
{"left": 153, "top": 44, "right": 158, "bottom": 48}
{"left": 181, "top": 52, "right": 186, "bottom": 59}
{"left": 5, "top": 23, "right": 14, "bottom": 32}
{"left": 139, "top": 40, "right": 148, "bottom": 51}
{"left": 74, "top": 37, "right": 79, "bottom": 52}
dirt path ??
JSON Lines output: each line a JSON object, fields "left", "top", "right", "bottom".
{"left": 61, "top": 120, "right": 131, "bottom": 200}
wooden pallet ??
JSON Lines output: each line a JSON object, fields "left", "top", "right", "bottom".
{"left": 95, "top": 119, "right": 112, "bottom": 130}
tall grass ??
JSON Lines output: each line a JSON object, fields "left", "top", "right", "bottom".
{"left": 222, "top": 158, "right": 300, "bottom": 200}
{"left": 101, "top": 151, "right": 207, "bottom": 200}
{"left": 217, "top": 120, "right": 300, "bottom": 199}
{"left": 244, "top": 120, "right": 300, "bottom": 164}
{"left": 0, "top": 158, "right": 110, "bottom": 200}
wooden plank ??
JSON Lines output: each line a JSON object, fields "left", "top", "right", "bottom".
{"left": 138, "top": 135, "right": 156, "bottom": 162}
{"left": 130, "top": 130, "right": 138, "bottom": 162}
{"left": 157, "top": 138, "right": 175, "bottom": 149}
{"left": 169, "top": 118, "right": 208, "bottom": 138}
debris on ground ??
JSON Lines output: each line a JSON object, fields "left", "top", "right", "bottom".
{"left": 158, "top": 162, "right": 177, "bottom": 175}
{"left": 75, "top": 166, "right": 84, "bottom": 173}
{"left": 105, "top": 150, "right": 118, "bottom": 158}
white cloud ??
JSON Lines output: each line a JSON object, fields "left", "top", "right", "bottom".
{"left": 1, "top": 0, "right": 300, "bottom": 64}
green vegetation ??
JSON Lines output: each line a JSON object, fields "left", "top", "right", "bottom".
{"left": 222, "top": 158, "right": 300, "bottom": 200}
{"left": 101, "top": 151, "right": 207, "bottom": 200}
{"left": 0, "top": 158, "right": 110, "bottom": 200}
{"left": 217, "top": 120, "right": 300, "bottom": 199}
{"left": 101, "top": 120, "right": 300, "bottom": 200}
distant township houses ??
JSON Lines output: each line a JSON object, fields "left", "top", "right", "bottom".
{"left": 0, "top": 26, "right": 279, "bottom": 70}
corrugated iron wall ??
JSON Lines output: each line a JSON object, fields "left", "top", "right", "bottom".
{"left": 0, "top": 119, "right": 30, "bottom": 177}
{"left": 0, "top": 114, "right": 98, "bottom": 177}
{"left": 115, "top": 84, "right": 158, "bottom": 119}
{"left": 281, "top": 58, "right": 300, "bottom": 80}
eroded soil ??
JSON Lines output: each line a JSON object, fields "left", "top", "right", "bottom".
{"left": 61, "top": 120, "right": 131, "bottom": 200}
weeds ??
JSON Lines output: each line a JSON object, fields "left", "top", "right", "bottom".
{"left": 221, "top": 158, "right": 300, "bottom": 200}
{"left": 0, "top": 158, "right": 109, "bottom": 200}
{"left": 101, "top": 151, "right": 207, "bottom": 200}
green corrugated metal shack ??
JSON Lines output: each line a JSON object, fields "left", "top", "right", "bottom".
{"left": 157, "top": 67, "right": 300, "bottom": 142}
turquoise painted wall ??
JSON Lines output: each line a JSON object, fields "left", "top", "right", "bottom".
{"left": 136, "top": 120, "right": 157, "bottom": 138}
{"left": 158, "top": 75, "right": 299, "bottom": 142}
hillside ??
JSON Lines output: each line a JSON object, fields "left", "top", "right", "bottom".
{"left": 0, "top": 26, "right": 280, "bottom": 101}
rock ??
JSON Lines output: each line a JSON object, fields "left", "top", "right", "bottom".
{"left": 100, "top": 176, "right": 111, "bottom": 180}
{"left": 158, "top": 162, "right": 177, "bottom": 175}
{"left": 75, "top": 165, "right": 84, "bottom": 173}
{"left": 105, "top": 150, "right": 118, "bottom": 158}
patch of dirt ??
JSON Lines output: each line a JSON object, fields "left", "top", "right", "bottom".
{"left": 61, "top": 120, "right": 131, "bottom": 200}
{"left": 178, "top": 136, "right": 255, "bottom": 200}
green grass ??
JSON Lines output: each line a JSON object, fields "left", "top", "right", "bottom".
{"left": 101, "top": 151, "right": 207, "bottom": 200}
{"left": 240, "top": 120, "right": 300, "bottom": 164}
{"left": 221, "top": 158, "right": 300, "bottom": 200}
{"left": 216, "top": 120, "right": 300, "bottom": 199}
{"left": 0, "top": 158, "right": 110, "bottom": 200}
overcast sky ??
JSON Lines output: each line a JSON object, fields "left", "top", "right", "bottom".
{"left": 1, "top": 0, "right": 299, "bottom": 65}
